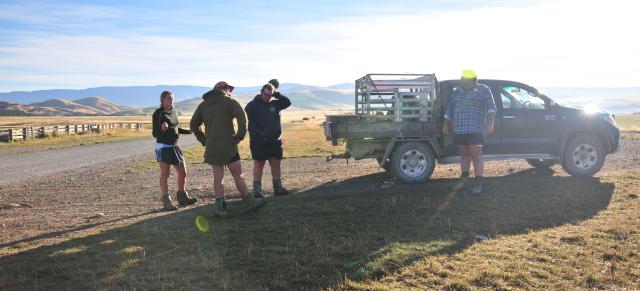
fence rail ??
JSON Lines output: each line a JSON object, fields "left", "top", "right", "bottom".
{"left": 0, "top": 123, "right": 149, "bottom": 142}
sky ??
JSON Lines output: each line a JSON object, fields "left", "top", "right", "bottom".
{"left": 0, "top": 0, "right": 639, "bottom": 92}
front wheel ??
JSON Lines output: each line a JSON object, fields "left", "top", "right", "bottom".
{"left": 389, "top": 142, "right": 436, "bottom": 184}
{"left": 561, "top": 134, "right": 606, "bottom": 176}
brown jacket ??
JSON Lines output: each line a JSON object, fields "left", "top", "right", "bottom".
{"left": 190, "top": 89, "right": 247, "bottom": 165}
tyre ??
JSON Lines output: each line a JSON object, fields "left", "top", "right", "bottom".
{"left": 561, "top": 134, "right": 606, "bottom": 176}
{"left": 526, "top": 159, "right": 558, "bottom": 168}
{"left": 389, "top": 142, "right": 436, "bottom": 184}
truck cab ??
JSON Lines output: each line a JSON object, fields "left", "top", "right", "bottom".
{"left": 325, "top": 74, "right": 621, "bottom": 183}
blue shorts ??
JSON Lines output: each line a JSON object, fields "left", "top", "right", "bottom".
{"left": 155, "top": 145, "right": 185, "bottom": 165}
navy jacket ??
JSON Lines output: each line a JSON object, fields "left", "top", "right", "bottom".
{"left": 244, "top": 92, "right": 291, "bottom": 143}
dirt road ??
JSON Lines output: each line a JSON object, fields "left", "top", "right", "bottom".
{"left": 0, "top": 135, "right": 198, "bottom": 186}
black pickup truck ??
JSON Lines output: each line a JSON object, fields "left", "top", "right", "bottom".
{"left": 324, "top": 74, "right": 621, "bottom": 183}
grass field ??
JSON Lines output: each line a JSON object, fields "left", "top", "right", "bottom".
{"left": 1, "top": 113, "right": 640, "bottom": 289}
{"left": 127, "top": 119, "right": 345, "bottom": 170}
{"left": 1, "top": 168, "right": 638, "bottom": 289}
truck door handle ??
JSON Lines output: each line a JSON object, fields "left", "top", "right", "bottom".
{"left": 503, "top": 115, "right": 516, "bottom": 119}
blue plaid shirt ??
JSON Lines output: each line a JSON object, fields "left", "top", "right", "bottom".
{"left": 444, "top": 83, "right": 496, "bottom": 134}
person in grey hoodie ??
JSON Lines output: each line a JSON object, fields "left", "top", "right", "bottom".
{"left": 190, "top": 81, "right": 267, "bottom": 218}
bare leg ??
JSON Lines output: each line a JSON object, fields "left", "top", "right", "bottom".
{"left": 268, "top": 157, "right": 281, "bottom": 180}
{"left": 173, "top": 163, "right": 187, "bottom": 192}
{"left": 253, "top": 160, "right": 266, "bottom": 182}
{"left": 459, "top": 145, "right": 471, "bottom": 173}
{"left": 228, "top": 160, "right": 249, "bottom": 196}
{"left": 212, "top": 164, "right": 225, "bottom": 199}
{"left": 159, "top": 162, "right": 171, "bottom": 195}
{"left": 469, "top": 145, "right": 484, "bottom": 177}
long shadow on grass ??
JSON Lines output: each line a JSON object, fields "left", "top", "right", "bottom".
{"left": 0, "top": 169, "right": 614, "bottom": 290}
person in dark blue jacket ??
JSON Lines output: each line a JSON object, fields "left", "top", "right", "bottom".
{"left": 245, "top": 80, "right": 291, "bottom": 197}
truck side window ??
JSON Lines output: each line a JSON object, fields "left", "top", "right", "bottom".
{"left": 501, "top": 86, "right": 545, "bottom": 110}
{"left": 500, "top": 92, "right": 516, "bottom": 109}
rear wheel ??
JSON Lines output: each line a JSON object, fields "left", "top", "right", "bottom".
{"left": 526, "top": 159, "right": 558, "bottom": 168}
{"left": 389, "top": 142, "right": 435, "bottom": 184}
{"left": 561, "top": 134, "right": 606, "bottom": 176}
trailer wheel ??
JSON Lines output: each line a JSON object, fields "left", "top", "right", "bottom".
{"left": 390, "top": 142, "right": 435, "bottom": 184}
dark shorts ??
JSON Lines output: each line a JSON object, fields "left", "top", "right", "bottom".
{"left": 453, "top": 133, "right": 485, "bottom": 146}
{"left": 156, "top": 145, "right": 185, "bottom": 165}
{"left": 229, "top": 152, "right": 241, "bottom": 163}
{"left": 250, "top": 140, "right": 283, "bottom": 161}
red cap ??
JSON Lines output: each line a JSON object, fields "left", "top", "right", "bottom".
{"left": 214, "top": 81, "right": 234, "bottom": 93}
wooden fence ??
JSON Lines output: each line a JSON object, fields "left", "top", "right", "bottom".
{"left": 0, "top": 123, "right": 149, "bottom": 142}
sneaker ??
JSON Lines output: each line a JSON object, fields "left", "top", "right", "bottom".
{"left": 176, "top": 190, "right": 198, "bottom": 207}
{"left": 471, "top": 177, "right": 484, "bottom": 196}
{"left": 213, "top": 199, "right": 227, "bottom": 218}
{"left": 161, "top": 195, "right": 178, "bottom": 211}
{"left": 241, "top": 194, "right": 267, "bottom": 213}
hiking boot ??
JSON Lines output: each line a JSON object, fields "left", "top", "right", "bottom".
{"left": 471, "top": 177, "right": 484, "bottom": 196}
{"left": 176, "top": 190, "right": 198, "bottom": 207}
{"left": 161, "top": 194, "right": 178, "bottom": 211}
{"left": 453, "top": 172, "right": 470, "bottom": 191}
{"left": 241, "top": 194, "right": 267, "bottom": 213}
{"left": 253, "top": 180, "right": 264, "bottom": 198}
{"left": 273, "top": 179, "right": 289, "bottom": 196}
{"left": 213, "top": 198, "right": 227, "bottom": 218}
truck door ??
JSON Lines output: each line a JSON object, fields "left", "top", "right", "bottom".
{"left": 497, "top": 85, "right": 560, "bottom": 154}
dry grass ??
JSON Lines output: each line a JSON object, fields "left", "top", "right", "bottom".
{"left": 125, "top": 119, "right": 345, "bottom": 170}
{"left": 0, "top": 129, "right": 150, "bottom": 151}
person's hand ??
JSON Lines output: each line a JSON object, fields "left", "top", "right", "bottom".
{"left": 272, "top": 91, "right": 282, "bottom": 98}
{"left": 485, "top": 124, "right": 495, "bottom": 136}
{"left": 161, "top": 122, "right": 169, "bottom": 131}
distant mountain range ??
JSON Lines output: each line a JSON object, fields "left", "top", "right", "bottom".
{"left": 0, "top": 83, "right": 639, "bottom": 116}
{"left": 0, "top": 83, "right": 354, "bottom": 116}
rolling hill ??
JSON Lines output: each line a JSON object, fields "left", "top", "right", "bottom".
{"left": 0, "top": 96, "right": 133, "bottom": 116}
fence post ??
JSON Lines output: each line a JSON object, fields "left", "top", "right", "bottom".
{"left": 22, "top": 128, "right": 27, "bottom": 141}
{"left": 39, "top": 127, "right": 45, "bottom": 138}
{"left": 8, "top": 129, "right": 13, "bottom": 142}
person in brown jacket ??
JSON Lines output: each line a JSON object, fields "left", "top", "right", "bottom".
{"left": 190, "top": 81, "right": 267, "bottom": 218}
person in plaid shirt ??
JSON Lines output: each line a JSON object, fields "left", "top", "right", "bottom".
{"left": 442, "top": 69, "right": 496, "bottom": 195}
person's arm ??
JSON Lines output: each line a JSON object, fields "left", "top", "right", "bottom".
{"left": 189, "top": 105, "right": 206, "bottom": 146}
{"left": 272, "top": 92, "right": 291, "bottom": 110}
{"left": 442, "top": 95, "right": 456, "bottom": 135}
{"left": 152, "top": 110, "right": 160, "bottom": 138}
{"left": 484, "top": 87, "right": 497, "bottom": 135}
{"left": 232, "top": 99, "right": 247, "bottom": 142}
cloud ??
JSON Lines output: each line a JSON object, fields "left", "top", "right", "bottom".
{"left": 0, "top": 0, "right": 638, "bottom": 91}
